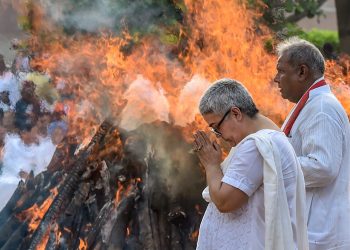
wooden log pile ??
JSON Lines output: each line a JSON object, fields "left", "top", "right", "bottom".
{"left": 0, "top": 120, "right": 206, "bottom": 250}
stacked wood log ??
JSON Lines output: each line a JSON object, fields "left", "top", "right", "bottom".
{"left": 0, "top": 120, "right": 206, "bottom": 250}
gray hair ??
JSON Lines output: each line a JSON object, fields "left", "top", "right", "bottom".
{"left": 276, "top": 36, "right": 325, "bottom": 75}
{"left": 199, "top": 78, "right": 259, "bottom": 118}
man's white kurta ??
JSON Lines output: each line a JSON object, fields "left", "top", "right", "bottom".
{"left": 282, "top": 78, "right": 350, "bottom": 250}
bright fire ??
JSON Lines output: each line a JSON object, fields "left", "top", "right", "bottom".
{"left": 36, "top": 233, "right": 49, "bottom": 250}
{"left": 115, "top": 179, "right": 136, "bottom": 205}
{"left": 79, "top": 238, "right": 87, "bottom": 250}
{"left": 1, "top": 0, "right": 348, "bottom": 141}
{"left": 115, "top": 181, "right": 124, "bottom": 205}
{"left": 2, "top": 0, "right": 350, "bottom": 248}
{"left": 16, "top": 188, "right": 58, "bottom": 232}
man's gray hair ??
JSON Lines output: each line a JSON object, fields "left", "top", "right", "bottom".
{"left": 276, "top": 36, "right": 325, "bottom": 75}
{"left": 199, "top": 78, "right": 259, "bottom": 117}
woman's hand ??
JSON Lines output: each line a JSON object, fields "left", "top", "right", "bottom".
{"left": 193, "top": 130, "right": 222, "bottom": 170}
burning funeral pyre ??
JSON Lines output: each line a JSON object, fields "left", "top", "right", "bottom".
{"left": 1, "top": 0, "right": 350, "bottom": 249}
{"left": 0, "top": 120, "right": 206, "bottom": 249}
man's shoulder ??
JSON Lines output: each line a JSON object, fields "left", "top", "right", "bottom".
{"left": 307, "top": 93, "right": 347, "bottom": 117}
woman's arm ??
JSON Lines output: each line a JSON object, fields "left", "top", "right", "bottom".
{"left": 194, "top": 131, "right": 248, "bottom": 213}
{"left": 205, "top": 165, "right": 248, "bottom": 213}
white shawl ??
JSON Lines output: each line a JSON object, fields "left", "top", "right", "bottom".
{"left": 202, "top": 131, "right": 309, "bottom": 250}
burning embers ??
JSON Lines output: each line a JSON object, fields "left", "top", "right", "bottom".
{"left": 0, "top": 120, "right": 206, "bottom": 249}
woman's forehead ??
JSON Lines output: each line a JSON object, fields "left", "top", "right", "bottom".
{"left": 203, "top": 113, "right": 222, "bottom": 126}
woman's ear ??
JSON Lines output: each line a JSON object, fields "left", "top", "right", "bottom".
{"left": 231, "top": 106, "right": 242, "bottom": 120}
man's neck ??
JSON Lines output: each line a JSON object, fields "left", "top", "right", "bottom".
{"left": 305, "top": 75, "right": 324, "bottom": 89}
{"left": 297, "top": 75, "right": 323, "bottom": 100}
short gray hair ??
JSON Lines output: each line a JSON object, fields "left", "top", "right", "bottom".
{"left": 199, "top": 78, "right": 259, "bottom": 118}
{"left": 276, "top": 37, "right": 325, "bottom": 74}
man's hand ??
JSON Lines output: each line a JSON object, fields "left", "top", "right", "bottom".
{"left": 193, "top": 130, "right": 222, "bottom": 170}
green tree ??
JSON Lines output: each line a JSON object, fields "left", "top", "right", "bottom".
{"left": 251, "top": 0, "right": 349, "bottom": 55}
{"left": 335, "top": 0, "right": 350, "bottom": 54}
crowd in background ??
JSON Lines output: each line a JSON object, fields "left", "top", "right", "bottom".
{"left": 0, "top": 39, "right": 72, "bottom": 207}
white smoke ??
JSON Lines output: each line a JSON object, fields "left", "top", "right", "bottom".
{"left": 119, "top": 75, "right": 170, "bottom": 131}
{"left": 0, "top": 71, "right": 21, "bottom": 108}
{"left": 39, "top": 0, "right": 170, "bottom": 33}
{"left": 0, "top": 134, "right": 56, "bottom": 210}
{"left": 174, "top": 74, "right": 211, "bottom": 126}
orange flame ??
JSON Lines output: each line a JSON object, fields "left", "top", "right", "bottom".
{"left": 115, "top": 179, "right": 137, "bottom": 205}
{"left": 79, "top": 238, "right": 87, "bottom": 250}
{"left": 19, "top": 0, "right": 287, "bottom": 138}
{"left": 36, "top": 232, "right": 49, "bottom": 250}
{"left": 16, "top": 188, "right": 58, "bottom": 232}
{"left": 190, "top": 230, "right": 199, "bottom": 241}
{"left": 115, "top": 181, "right": 124, "bottom": 205}
{"left": 325, "top": 58, "right": 350, "bottom": 113}
{"left": 6, "top": 0, "right": 350, "bottom": 137}
{"left": 3, "top": 0, "right": 349, "bottom": 248}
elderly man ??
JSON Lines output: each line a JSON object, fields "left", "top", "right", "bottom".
{"left": 193, "top": 78, "right": 308, "bottom": 250}
{"left": 274, "top": 37, "right": 350, "bottom": 250}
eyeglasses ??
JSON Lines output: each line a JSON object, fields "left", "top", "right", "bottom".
{"left": 210, "top": 109, "right": 231, "bottom": 137}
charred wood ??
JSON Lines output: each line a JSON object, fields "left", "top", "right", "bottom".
{"left": 47, "top": 136, "right": 78, "bottom": 173}
{"left": 55, "top": 183, "right": 89, "bottom": 249}
{"left": 33, "top": 172, "right": 63, "bottom": 208}
{"left": 0, "top": 121, "right": 205, "bottom": 249}
{"left": 45, "top": 222, "right": 59, "bottom": 250}
{"left": 98, "top": 161, "right": 112, "bottom": 203}
{"left": 158, "top": 206, "right": 171, "bottom": 249}
{"left": 136, "top": 172, "right": 155, "bottom": 249}
{"left": 86, "top": 201, "right": 114, "bottom": 249}
{"left": 0, "top": 180, "right": 25, "bottom": 226}
{"left": 65, "top": 182, "right": 90, "bottom": 216}
{"left": 1, "top": 221, "right": 29, "bottom": 250}
{"left": 0, "top": 215, "right": 23, "bottom": 248}
{"left": 170, "top": 224, "right": 183, "bottom": 250}
{"left": 107, "top": 184, "right": 139, "bottom": 249}
{"left": 70, "top": 211, "right": 85, "bottom": 250}
{"left": 86, "top": 194, "right": 99, "bottom": 221}
{"left": 57, "top": 206, "right": 85, "bottom": 250}
{"left": 24, "top": 170, "right": 36, "bottom": 190}
{"left": 124, "top": 235, "right": 142, "bottom": 250}
{"left": 28, "top": 121, "right": 113, "bottom": 250}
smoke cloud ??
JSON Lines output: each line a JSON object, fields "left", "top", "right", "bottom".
{"left": 120, "top": 75, "right": 170, "bottom": 131}
{"left": 174, "top": 74, "right": 211, "bottom": 126}
{"left": 38, "top": 0, "right": 181, "bottom": 33}
{"left": 0, "top": 134, "right": 56, "bottom": 209}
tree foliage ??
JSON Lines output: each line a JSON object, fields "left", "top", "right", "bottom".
{"left": 248, "top": 0, "right": 327, "bottom": 30}
{"left": 19, "top": 0, "right": 185, "bottom": 40}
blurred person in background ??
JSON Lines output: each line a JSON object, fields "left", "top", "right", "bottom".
{"left": 0, "top": 91, "right": 11, "bottom": 116}
{"left": 14, "top": 80, "right": 41, "bottom": 131}
{"left": 0, "top": 54, "right": 6, "bottom": 76}
{"left": 0, "top": 54, "right": 21, "bottom": 113}
{"left": 10, "top": 38, "right": 31, "bottom": 75}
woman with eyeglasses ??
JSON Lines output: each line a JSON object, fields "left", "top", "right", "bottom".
{"left": 193, "top": 78, "right": 308, "bottom": 250}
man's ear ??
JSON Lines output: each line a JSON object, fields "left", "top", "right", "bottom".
{"left": 298, "top": 64, "right": 309, "bottom": 81}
